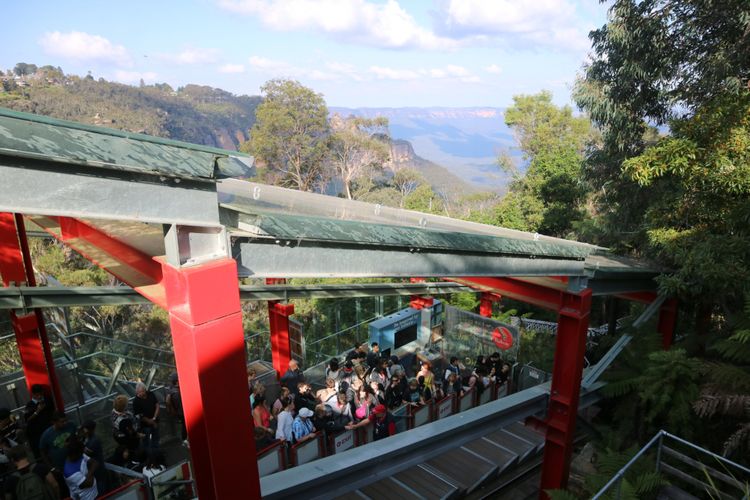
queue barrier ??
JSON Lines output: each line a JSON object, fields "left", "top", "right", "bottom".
{"left": 355, "top": 421, "right": 373, "bottom": 446}
{"left": 392, "top": 404, "right": 409, "bottom": 433}
{"left": 99, "top": 479, "right": 148, "bottom": 500}
{"left": 459, "top": 386, "right": 475, "bottom": 412}
{"left": 290, "top": 432, "right": 324, "bottom": 466}
{"left": 329, "top": 428, "right": 356, "bottom": 455}
{"left": 257, "top": 440, "right": 286, "bottom": 476}
{"left": 496, "top": 380, "right": 509, "bottom": 399}
{"left": 435, "top": 394, "right": 455, "bottom": 420}
{"left": 479, "top": 381, "right": 494, "bottom": 405}
{"left": 408, "top": 401, "right": 433, "bottom": 429}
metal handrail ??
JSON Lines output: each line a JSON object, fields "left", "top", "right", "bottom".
{"left": 592, "top": 430, "right": 750, "bottom": 499}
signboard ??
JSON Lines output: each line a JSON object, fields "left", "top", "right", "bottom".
{"left": 492, "top": 326, "right": 514, "bottom": 350}
{"left": 333, "top": 429, "right": 355, "bottom": 454}
{"left": 257, "top": 447, "right": 283, "bottom": 476}
{"left": 436, "top": 396, "right": 454, "bottom": 419}
{"left": 294, "top": 435, "right": 320, "bottom": 465}
{"left": 459, "top": 389, "right": 474, "bottom": 412}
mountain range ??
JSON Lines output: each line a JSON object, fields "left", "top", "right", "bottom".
{"left": 332, "top": 107, "right": 516, "bottom": 191}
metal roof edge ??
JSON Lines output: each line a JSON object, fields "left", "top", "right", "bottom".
{"left": 0, "top": 106, "right": 252, "bottom": 159}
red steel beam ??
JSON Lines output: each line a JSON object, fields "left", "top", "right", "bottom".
{"left": 450, "top": 277, "right": 566, "bottom": 311}
{"left": 161, "top": 256, "right": 258, "bottom": 500}
{"left": 0, "top": 213, "right": 64, "bottom": 408}
{"left": 29, "top": 216, "right": 167, "bottom": 308}
{"left": 539, "top": 288, "right": 592, "bottom": 498}
{"left": 266, "top": 278, "right": 295, "bottom": 378}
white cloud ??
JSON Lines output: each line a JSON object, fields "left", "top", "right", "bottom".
{"left": 113, "top": 70, "right": 158, "bottom": 84}
{"left": 370, "top": 64, "right": 480, "bottom": 83}
{"left": 484, "top": 64, "right": 502, "bottom": 74}
{"left": 248, "top": 55, "right": 300, "bottom": 75}
{"left": 39, "top": 31, "right": 132, "bottom": 66}
{"left": 435, "top": 0, "right": 592, "bottom": 52}
{"left": 369, "top": 66, "right": 421, "bottom": 81}
{"left": 219, "top": 63, "right": 246, "bottom": 73}
{"left": 218, "top": 0, "right": 457, "bottom": 50}
{"left": 163, "top": 48, "right": 221, "bottom": 64}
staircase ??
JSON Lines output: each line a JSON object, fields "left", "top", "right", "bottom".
{"left": 334, "top": 420, "right": 547, "bottom": 499}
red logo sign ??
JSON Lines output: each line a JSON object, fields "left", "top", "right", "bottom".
{"left": 492, "top": 326, "right": 514, "bottom": 350}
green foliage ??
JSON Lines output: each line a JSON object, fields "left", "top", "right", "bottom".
{"left": 498, "top": 91, "right": 595, "bottom": 237}
{"left": 403, "top": 183, "right": 445, "bottom": 214}
{"left": 329, "top": 114, "right": 390, "bottom": 199}
{"left": 1, "top": 67, "right": 259, "bottom": 149}
{"left": 574, "top": 1, "right": 750, "bottom": 305}
{"left": 245, "top": 79, "right": 330, "bottom": 191}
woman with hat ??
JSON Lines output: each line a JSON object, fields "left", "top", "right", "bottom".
{"left": 346, "top": 404, "right": 396, "bottom": 441}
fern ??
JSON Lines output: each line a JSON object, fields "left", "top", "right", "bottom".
{"left": 545, "top": 489, "right": 580, "bottom": 500}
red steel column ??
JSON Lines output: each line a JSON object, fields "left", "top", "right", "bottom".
{"left": 0, "top": 213, "right": 64, "bottom": 408}
{"left": 161, "top": 257, "right": 258, "bottom": 500}
{"left": 539, "top": 288, "right": 592, "bottom": 498}
{"left": 266, "top": 278, "right": 294, "bottom": 378}
{"left": 479, "top": 292, "right": 500, "bottom": 318}
{"left": 657, "top": 298, "right": 678, "bottom": 350}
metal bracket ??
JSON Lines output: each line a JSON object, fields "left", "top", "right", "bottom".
{"left": 164, "top": 224, "right": 229, "bottom": 268}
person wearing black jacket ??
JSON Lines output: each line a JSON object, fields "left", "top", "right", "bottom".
{"left": 24, "top": 385, "right": 54, "bottom": 458}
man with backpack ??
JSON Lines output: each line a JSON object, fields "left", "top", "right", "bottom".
{"left": 4, "top": 446, "right": 58, "bottom": 500}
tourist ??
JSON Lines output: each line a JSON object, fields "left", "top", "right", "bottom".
{"left": 133, "top": 382, "right": 159, "bottom": 453}
{"left": 246, "top": 367, "right": 257, "bottom": 393}
{"left": 23, "top": 384, "right": 53, "bottom": 459}
{"left": 385, "top": 376, "right": 404, "bottom": 409}
{"left": 166, "top": 373, "right": 187, "bottom": 445}
{"left": 274, "top": 398, "right": 294, "bottom": 443}
{"left": 325, "top": 358, "right": 341, "bottom": 389}
{"left": 63, "top": 439, "right": 98, "bottom": 500}
{"left": 402, "top": 378, "right": 424, "bottom": 407}
{"left": 346, "top": 404, "right": 396, "bottom": 441}
{"left": 445, "top": 372, "right": 463, "bottom": 397}
{"left": 81, "top": 420, "right": 108, "bottom": 493}
{"left": 272, "top": 387, "right": 291, "bottom": 417}
{"left": 417, "top": 361, "right": 435, "bottom": 394}
{"left": 444, "top": 356, "right": 463, "bottom": 381}
{"left": 39, "top": 412, "right": 77, "bottom": 472}
{"left": 252, "top": 395, "right": 274, "bottom": 436}
{"left": 280, "top": 359, "right": 304, "bottom": 396}
{"left": 388, "top": 355, "right": 405, "bottom": 380}
{"left": 366, "top": 342, "right": 381, "bottom": 369}
{"left": 296, "top": 383, "right": 317, "bottom": 412}
{"left": 4, "top": 445, "right": 59, "bottom": 500}
{"left": 292, "top": 408, "right": 316, "bottom": 443}
{"left": 370, "top": 381, "right": 386, "bottom": 405}
{"left": 368, "top": 358, "right": 389, "bottom": 388}
{"left": 316, "top": 378, "right": 339, "bottom": 407}
{"left": 330, "top": 392, "right": 353, "bottom": 423}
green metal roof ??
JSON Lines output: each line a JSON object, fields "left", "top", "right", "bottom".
{"left": 0, "top": 107, "right": 254, "bottom": 180}
{"left": 231, "top": 211, "right": 593, "bottom": 260}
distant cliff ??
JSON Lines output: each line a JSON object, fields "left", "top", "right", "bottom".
{"left": 389, "top": 139, "right": 478, "bottom": 194}
{"left": 332, "top": 106, "right": 513, "bottom": 192}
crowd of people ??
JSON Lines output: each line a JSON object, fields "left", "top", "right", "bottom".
{"left": 0, "top": 377, "right": 181, "bottom": 500}
{"left": 248, "top": 342, "right": 513, "bottom": 459}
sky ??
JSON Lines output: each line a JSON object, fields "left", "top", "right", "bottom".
{"left": 1, "top": 0, "right": 609, "bottom": 108}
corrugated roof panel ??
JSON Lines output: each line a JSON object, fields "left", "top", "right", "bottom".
{"left": 0, "top": 107, "right": 254, "bottom": 180}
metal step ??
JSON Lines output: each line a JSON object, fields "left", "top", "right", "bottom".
{"left": 484, "top": 429, "right": 536, "bottom": 463}
{"left": 394, "top": 465, "right": 460, "bottom": 500}
{"left": 462, "top": 438, "right": 519, "bottom": 475}
{"left": 359, "top": 477, "right": 427, "bottom": 500}
{"left": 422, "top": 447, "right": 498, "bottom": 494}
{"left": 505, "top": 422, "right": 545, "bottom": 453}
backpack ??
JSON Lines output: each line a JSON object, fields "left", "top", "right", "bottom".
{"left": 15, "top": 470, "right": 56, "bottom": 500}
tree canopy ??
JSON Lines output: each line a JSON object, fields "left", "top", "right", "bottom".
{"left": 574, "top": 0, "right": 750, "bottom": 308}
{"left": 244, "top": 79, "right": 331, "bottom": 192}
{"left": 495, "top": 91, "right": 595, "bottom": 237}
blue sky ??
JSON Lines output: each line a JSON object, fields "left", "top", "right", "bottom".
{"left": 1, "top": 0, "right": 609, "bottom": 108}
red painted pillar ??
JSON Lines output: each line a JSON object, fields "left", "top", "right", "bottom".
{"left": 266, "top": 278, "right": 295, "bottom": 378}
{"left": 479, "top": 292, "right": 500, "bottom": 318}
{"left": 539, "top": 289, "right": 592, "bottom": 499}
{"left": 0, "top": 213, "right": 64, "bottom": 409}
{"left": 161, "top": 257, "right": 259, "bottom": 500}
{"left": 657, "top": 298, "right": 678, "bottom": 350}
